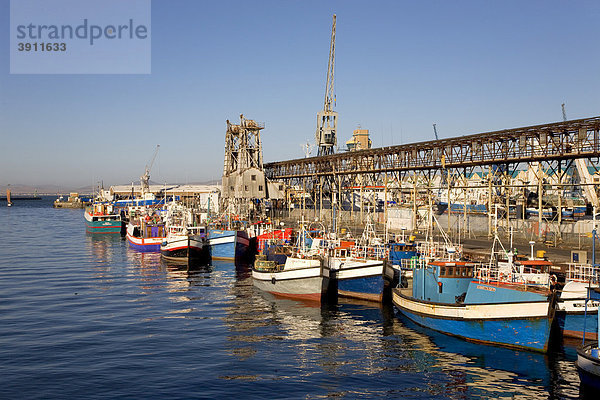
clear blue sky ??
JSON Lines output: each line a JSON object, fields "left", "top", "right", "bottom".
{"left": 1, "top": 0, "right": 599, "bottom": 188}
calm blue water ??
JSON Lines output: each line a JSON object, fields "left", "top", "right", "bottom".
{"left": 0, "top": 198, "right": 590, "bottom": 399}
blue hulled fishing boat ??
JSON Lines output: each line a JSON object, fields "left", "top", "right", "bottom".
{"left": 392, "top": 259, "right": 555, "bottom": 352}
{"left": 327, "top": 244, "right": 387, "bottom": 302}
{"left": 384, "top": 239, "right": 418, "bottom": 288}
{"left": 208, "top": 229, "right": 251, "bottom": 261}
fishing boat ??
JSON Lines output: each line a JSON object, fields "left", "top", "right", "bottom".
{"left": 576, "top": 286, "right": 600, "bottom": 391}
{"left": 252, "top": 254, "right": 329, "bottom": 302}
{"left": 386, "top": 215, "right": 464, "bottom": 287}
{"left": 557, "top": 263, "right": 599, "bottom": 339}
{"left": 160, "top": 204, "right": 210, "bottom": 263}
{"left": 392, "top": 257, "right": 556, "bottom": 352}
{"left": 311, "top": 219, "right": 388, "bottom": 302}
{"left": 207, "top": 229, "right": 251, "bottom": 261}
{"left": 383, "top": 231, "right": 418, "bottom": 287}
{"left": 252, "top": 225, "right": 332, "bottom": 302}
{"left": 126, "top": 210, "right": 166, "bottom": 252}
{"left": 84, "top": 202, "right": 122, "bottom": 234}
{"left": 161, "top": 225, "right": 210, "bottom": 263}
{"left": 328, "top": 245, "right": 386, "bottom": 302}
{"left": 255, "top": 226, "right": 293, "bottom": 253}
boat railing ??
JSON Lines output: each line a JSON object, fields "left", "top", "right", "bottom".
{"left": 474, "top": 264, "right": 501, "bottom": 284}
{"left": 258, "top": 237, "right": 290, "bottom": 249}
{"left": 566, "top": 263, "right": 599, "bottom": 284}
{"left": 400, "top": 257, "right": 427, "bottom": 270}
{"left": 510, "top": 267, "right": 550, "bottom": 287}
{"left": 416, "top": 241, "right": 463, "bottom": 261}
{"left": 349, "top": 245, "right": 388, "bottom": 260}
{"left": 476, "top": 261, "right": 550, "bottom": 288}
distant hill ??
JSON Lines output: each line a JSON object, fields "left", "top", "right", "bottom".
{"left": 1, "top": 178, "right": 221, "bottom": 195}
{"left": 0, "top": 184, "right": 65, "bottom": 195}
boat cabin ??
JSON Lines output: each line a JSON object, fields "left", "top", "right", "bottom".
{"left": 413, "top": 261, "right": 477, "bottom": 303}
{"left": 88, "top": 203, "right": 120, "bottom": 221}
{"left": 388, "top": 242, "right": 418, "bottom": 265}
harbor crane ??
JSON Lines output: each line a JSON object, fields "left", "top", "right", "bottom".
{"left": 140, "top": 144, "right": 160, "bottom": 194}
{"left": 315, "top": 15, "right": 338, "bottom": 157}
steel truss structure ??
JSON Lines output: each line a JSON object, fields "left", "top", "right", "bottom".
{"left": 264, "top": 117, "right": 600, "bottom": 239}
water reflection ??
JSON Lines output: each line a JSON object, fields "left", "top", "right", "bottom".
{"left": 222, "top": 274, "right": 586, "bottom": 399}
{"left": 86, "top": 234, "right": 121, "bottom": 266}
{"left": 85, "top": 234, "right": 124, "bottom": 289}
{"left": 82, "top": 239, "right": 587, "bottom": 399}
{"left": 391, "top": 313, "right": 582, "bottom": 399}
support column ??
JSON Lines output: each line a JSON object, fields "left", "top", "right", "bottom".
{"left": 360, "top": 178, "right": 364, "bottom": 224}
{"left": 384, "top": 173, "right": 388, "bottom": 232}
{"left": 557, "top": 162, "right": 562, "bottom": 240}
{"left": 319, "top": 176, "right": 323, "bottom": 221}
{"left": 488, "top": 166, "right": 493, "bottom": 238}
{"left": 462, "top": 172, "right": 467, "bottom": 237}
{"left": 505, "top": 171, "right": 510, "bottom": 239}
{"left": 447, "top": 171, "right": 451, "bottom": 237}
{"left": 413, "top": 175, "right": 418, "bottom": 233}
{"left": 538, "top": 168, "right": 543, "bottom": 239}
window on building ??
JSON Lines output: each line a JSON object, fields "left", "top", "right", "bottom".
{"left": 245, "top": 185, "right": 248, "bottom": 191}
{"left": 251, "top": 175, "right": 256, "bottom": 181}
{"left": 258, "top": 185, "right": 263, "bottom": 191}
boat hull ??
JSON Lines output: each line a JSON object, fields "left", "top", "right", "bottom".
{"left": 330, "top": 258, "right": 384, "bottom": 302}
{"left": 556, "top": 311, "right": 599, "bottom": 340}
{"left": 160, "top": 236, "right": 210, "bottom": 263}
{"left": 252, "top": 258, "right": 328, "bottom": 302}
{"left": 577, "top": 343, "right": 600, "bottom": 391}
{"left": 392, "top": 288, "right": 553, "bottom": 352}
{"left": 208, "top": 229, "right": 250, "bottom": 261}
{"left": 557, "top": 281, "right": 600, "bottom": 339}
{"left": 127, "top": 232, "right": 163, "bottom": 252}
{"left": 84, "top": 210, "right": 121, "bottom": 234}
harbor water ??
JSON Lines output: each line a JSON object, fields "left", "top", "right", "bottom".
{"left": 0, "top": 198, "right": 590, "bottom": 399}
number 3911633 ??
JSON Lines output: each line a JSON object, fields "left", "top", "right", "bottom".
{"left": 18, "top": 42, "right": 67, "bottom": 51}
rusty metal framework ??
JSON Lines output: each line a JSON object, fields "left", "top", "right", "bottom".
{"left": 264, "top": 117, "right": 600, "bottom": 240}
{"left": 266, "top": 117, "right": 600, "bottom": 180}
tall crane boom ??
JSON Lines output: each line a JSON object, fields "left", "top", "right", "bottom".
{"left": 316, "top": 15, "right": 338, "bottom": 157}
{"left": 324, "top": 15, "right": 336, "bottom": 112}
{"left": 140, "top": 144, "right": 160, "bottom": 193}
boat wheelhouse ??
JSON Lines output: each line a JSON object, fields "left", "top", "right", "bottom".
{"left": 84, "top": 203, "right": 122, "bottom": 234}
